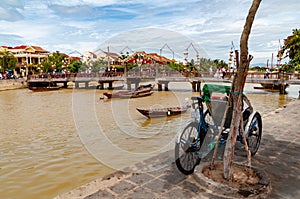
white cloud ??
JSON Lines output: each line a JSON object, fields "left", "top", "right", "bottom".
{"left": 0, "top": 6, "right": 23, "bottom": 21}
{"left": 0, "top": 0, "right": 299, "bottom": 64}
{"left": 1, "top": 0, "right": 23, "bottom": 8}
{"left": 46, "top": 0, "right": 117, "bottom": 7}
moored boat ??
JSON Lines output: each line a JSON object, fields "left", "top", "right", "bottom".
{"left": 120, "top": 91, "right": 153, "bottom": 98}
{"left": 136, "top": 106, "right": 188, "bottom": 118}
{"left": 107, "top": 85, "right": 125, "bottom": 90}
{"left": 103, "top": 90, "right": 131, "bottom": 98}
{"left": 103, "top": 84, "right": 154, "bottom": 99}
{"left": 260, "top": 83, "right": 289, "bottom": 90}
{"left": 29, "top": 86, "right": 60, "bottom": 92}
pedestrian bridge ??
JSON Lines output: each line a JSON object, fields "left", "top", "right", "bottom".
{"left": 27, "top": 71, "right": 300, "bottom": 93}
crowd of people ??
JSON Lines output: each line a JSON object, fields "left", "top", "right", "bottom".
{"left": 0, "top": 70, "right": 18, "bottom": 79}
{"left": 213, "top": 66, "right": 235, "bottom": 79}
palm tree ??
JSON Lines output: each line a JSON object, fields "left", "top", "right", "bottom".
{"left": 279, "top": 29, "right": 300, "bottom": 71}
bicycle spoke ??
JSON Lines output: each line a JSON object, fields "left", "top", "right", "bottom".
{"left": 246, "top": 113, "right": 262, "bottom": 156}
{"left": 175, "top": 122, "right": 200, "bottom": 175}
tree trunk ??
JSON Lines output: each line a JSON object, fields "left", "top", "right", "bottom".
{"left": 223, "top": 0, "right": 262, "bottom": 180}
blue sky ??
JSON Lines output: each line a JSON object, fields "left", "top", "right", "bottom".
{"left": 0, "top": 0, "right": 299, "bottom": 65}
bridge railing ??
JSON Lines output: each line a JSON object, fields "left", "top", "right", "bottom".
{"left": 27, "top": 71, "right": 300, "bottom": 81}
{"left": 126, "top": 71, "right": 183, "bottom": 78}
{"left": 247, "top": 71, "right": 300, "bottom": 80}
{"left": 74, "top": 72, "right": 124, "bottom": 78}
{"left": 28, "top": 72, "right": 124, "bottom": 80}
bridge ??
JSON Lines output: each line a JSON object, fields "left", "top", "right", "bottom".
{"left": 27, "top": 71, "right": 300, "bottom": 94}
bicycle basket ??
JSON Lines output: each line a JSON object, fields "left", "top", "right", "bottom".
{"left": 210, "top": 97, "right": 232, "bottom": 128}
{"left": 202, "top": 84, "right": 232, "bottom": 128}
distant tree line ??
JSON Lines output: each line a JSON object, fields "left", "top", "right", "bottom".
{"left": 0, "top": 51, "right": 17, "bottom": 72}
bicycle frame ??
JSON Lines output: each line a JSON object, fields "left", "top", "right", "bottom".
{"left": 191, "top": 97, "right": 208, "bottom": 151}
{"left": 175, "top": 84, "right": 262, "bottom": 175}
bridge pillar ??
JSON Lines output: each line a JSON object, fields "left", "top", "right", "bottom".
{"left": 75, "top": 82, "right": 79, "bottom": 89}
{"left": 135, "top": 82, "right": 139, "bottom": 90}
{"left": 164, "top": 82, "right": 169, "bottom": 91}
{"left": 98, "top": 83, "right": 104, "bottom": 89}
{"left": 197, "top": 81, "right": 201, "bottom": 92}
{"left": 127, "top": 83, "right": 131, "bottom": 90}
{"left": 191, "top": 82, "right": 196, "bottom": 92}
{"left": 126, "top": 77, "right": 141, "bottom": 90}
{"left": 157, "top": 81, "right": 169, "bottom": 91}
{"left": 157, "top": 83, "right": 162, "bottom": 91}
{"left": 85, "top": 82, "right": 89, "bottom": 88}
{"left": 63, "top": 82, "right": 68, "bottom": 88}
{"left": 191, "top": 81, "right": 201, "bottom": 92}
{"left": 279, "top": 83, "right": 288, "bottom": 94}
{"left": 108, "top": 82, "right": 113, "bottom": 88}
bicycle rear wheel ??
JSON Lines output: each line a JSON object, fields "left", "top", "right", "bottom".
{"left": 175, "top": 121, "right": 202, "bottom": 175}
{"left": 247, "top": 112, "right": 262, "bottom": 156}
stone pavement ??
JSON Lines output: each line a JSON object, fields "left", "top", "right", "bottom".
{"left": 56, "top": 99, "right": 300, "bottom": 199}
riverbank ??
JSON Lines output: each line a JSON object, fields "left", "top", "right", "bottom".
{"left": 55, "top": 99, "right": 300, "bottom": 198}
{"left": 0, "top": 79, "right": 27, "bottom": 91}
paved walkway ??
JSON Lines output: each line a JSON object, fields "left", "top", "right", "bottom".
{"left": 56, "top": 99, "right": 300, "bottom": 199}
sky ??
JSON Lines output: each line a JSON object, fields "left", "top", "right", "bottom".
{"left": 0, "top": 0, "right": 299, "bottom": 65}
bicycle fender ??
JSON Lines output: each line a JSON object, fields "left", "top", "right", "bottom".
{"left": 244, "top": 111, "right": 259, "bottom": 136}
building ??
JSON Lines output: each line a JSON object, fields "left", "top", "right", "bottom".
{"left": 122, "top": 51, "right": 174, "bottom": 65}
{"left": 1, "top": 45, "right": 49, "bottom": 68}
{"left": 82, "top": 51, "right": 97, "bottom": 64}
{"left": 96, "top": 51, "right": 122, "bottom": 66}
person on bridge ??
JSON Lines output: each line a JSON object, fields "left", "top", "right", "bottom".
{"left": 209, "top": 67, "right": 213, "bottom": 77}
{"left": 221, "top": 67, "right": 226, "bottom": 79}
{"left": 229, "top": 67, "right": 234, "bottom": 79}
{"left": 265, "top": 68, "right": 270, "bottom": 79}
{"left": 214, "top": 68, "right": 220, "bottom": 78}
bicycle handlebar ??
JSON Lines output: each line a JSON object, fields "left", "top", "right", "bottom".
{"left": 191, "top": 96, "right": 204, "bottom": 102}
{"left": 191, "top": 96, "right": 204, "bottom": 110}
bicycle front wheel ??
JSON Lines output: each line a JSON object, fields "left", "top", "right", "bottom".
{"left": 175, "top": 121, "right": 201, "bottom": 175}
{"left": 247, "top": 112, "right": 262, "bottom": 156}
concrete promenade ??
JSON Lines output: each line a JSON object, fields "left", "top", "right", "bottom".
{"left": 0, "top": 79, "right": 27, "bottom": 91}
{"left": 56, "top": 99, "right": 300, "bottom": 199}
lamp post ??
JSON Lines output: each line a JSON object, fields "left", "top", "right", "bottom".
{"left": 228, "top": 49, "right": 233, "bottom": 67}
{"left": 24, "top": 62, "right": 28, "bottom": 78}
{"left": 185, "top": 42, "right": 200, "bottom": 76}
{"left": 62, "top": 58, "right": 67, "bottom": 74}
{"left": 160, "top": 43, "right": 175, "bottom": 76}
{"left": 184, "top": 50, "right": 189, "bottom": 76}
{"left": 196, "top": 54, "right": 200, "bottom": 68}
{"left": 51, "top": 62, "right": 55, "bottom": 74}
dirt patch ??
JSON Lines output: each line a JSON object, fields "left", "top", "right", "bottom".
{"left": 202, "top": 162, "right": 260, "bottom": 189}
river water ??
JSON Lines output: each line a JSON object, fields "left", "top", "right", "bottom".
{"left": 0, "top": 82, "right": 299, "bottom": 199}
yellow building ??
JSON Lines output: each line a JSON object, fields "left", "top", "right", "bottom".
{"left": 1, "top": 45, "right": 49, "bottom": 67}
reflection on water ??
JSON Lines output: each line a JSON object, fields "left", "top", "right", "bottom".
{"left": 0, "top": 83, "right": 299, "bottom": 199}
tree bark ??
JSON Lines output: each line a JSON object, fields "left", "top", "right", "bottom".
{"left": 223, "top": 0, "right": 262, "bottom": 180}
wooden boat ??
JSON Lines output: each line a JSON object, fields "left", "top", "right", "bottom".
{"left": 103, "top": 84, "right": 154, "bottom": 99}
{"left": 260, "top": 83, "right": 289, "bottom": 90}
{"left": 253, "top": 86, "right": 265, "bottom": 89}
{"left": 120, "top": 91, "right": 153, "bottom": 98}
{"left": 103, "top": 90, "right": 132, "bottom": 98}
{"left": 28, "top": 86, "right": 60, "bottom": 92}
{"left": 107, "top": 85, "right": 125, "bottom": 90}
{"left": 136, "top": 106, "right": 188, "bottom": 118}
{"left": 253, "top": 83, "right": 289, "bottom": 94}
